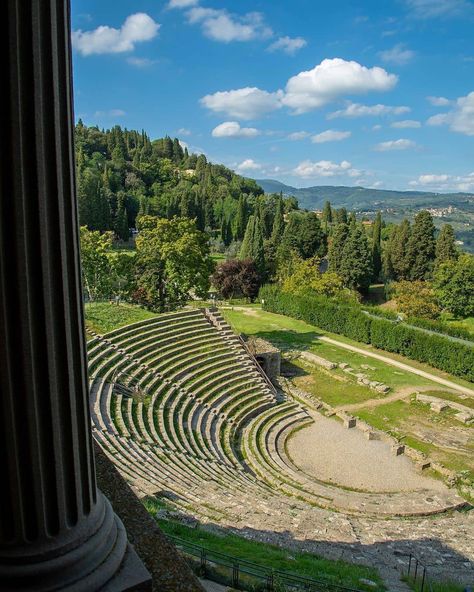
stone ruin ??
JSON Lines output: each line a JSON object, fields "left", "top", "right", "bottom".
{"left": 245, "top": 336, "right": 281, "bottom": 380}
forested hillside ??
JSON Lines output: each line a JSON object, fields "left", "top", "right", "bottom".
{"left": 75, "top": 121, "right": 270, "bottom": 241}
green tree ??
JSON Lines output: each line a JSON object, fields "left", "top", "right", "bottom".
{"left": 394, "top": 280, "right": 440, "bottom": 319}
{"left": 79, "top": 227, "right": 113, "bottom": 301}
{"left": 322, "top": 200, "right": 332, "bottom": 229}
{"left": 135, "top": 217, "right": 213, "bottom": 311}
{"left": 406, "top": 210, "right": 436, "bottom": 280}
{"left": 240, "top": 215, "right": 265, "bottom": 276}
{"left": 234, "top": 195, "right": 248, "bottom": 241}
{"left": 435, "top": 224, "right": 458, "bottom": 268}
{"left": 339, "top": 223, "right": 373, "bottom": 292}
{"left": 282, "top": 258, "right": 356, "bottom": 301}
{"left": 434, "top": 254, "right": 474, "bottom": 318}
{"left": 371, "top": 211, "right": 382, "bottom": 281}
{"left": 328, "top": 223, "right": 348, "bottom": 274}
{"left": 385, "top": 219, "right": 411, "bottom": 280}
{"left": 271, "top": 195, "right": 285, "bottom": 245}
{"left": 115, "top": 194, "right": 129, "bottom": 241}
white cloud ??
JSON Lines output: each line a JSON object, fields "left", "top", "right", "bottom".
{"left": 293, "top": 159, "right": 352, "bottom": 178}
{"left": 375, "top": 138, "right": 417, "bottom": 151}
{"left": 212, "top": 121, "right": 260, "bottom": 138}
{"left": 94, "top": 109, "right": 126, "bottom": 117}
{"left": 328, "top": 102, "right": 410, "bottom": 119}
{"left": 186, "top": 8, "right": 272, "bottom": 42}
{"left": 288, "top": 131, "right": 311, "bottom": 140}
{"left": 72, "top": 13, "right": 160, "bottom": 56}
{"left": 372, "top": 124, "right": 382, "bottom": 131}
{"left": 410, "top": 172, "right": 474, "bottom": 192}
{"left": 427, "top": 96, "right": 452, "bottom": 106}
{"left": 426, "top": 91, "right": 474, "bottom": 135}
{"left": 267, "top": 36, "right": 307, "bottom": 55}
{"left": 311, "top": 130, "right": 351, "bottom": 143}
{"left": 200, "top": 87, "right": 283, "bottom": 120}
{"left": 391, "top": 119, "right": 421, "bottom": 128}
{"left": 237, "top": 159, "right": 262, "bottom": 171}
{"left": 177, "top": 128, "right": 192, "bottom": 136}
{"left": 405, "top": 0, "right": 471, "bottom": 18}
{"left": 168, "top": 0, "right": 198, "bottom": 8}
{"left": 378, "top": 43, "right": 415, "bottom": 65}
{"left": 282, "top": 58, "right": 397, "bottom": 114}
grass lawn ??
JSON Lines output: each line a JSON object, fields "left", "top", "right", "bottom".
{"left": 84, "top": 301, "right": 157, "bottom": 334}
{"left": 144, "top": 497, "right": 386, "bottom": 591}
{"left": 445, "top": 316, "right": 474, "bottom": 337}
{"left": 222, "top": 305, "right": 474, "bottom": 393}
{"left": 355, "top": 398, "right": 474, "bottom": 479}
{"left": 222, "top": 306, "right": 452, "bottom": 394}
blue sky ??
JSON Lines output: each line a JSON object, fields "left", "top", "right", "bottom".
{"left": 71, "top": 0, "right": 474, "bottom": 192}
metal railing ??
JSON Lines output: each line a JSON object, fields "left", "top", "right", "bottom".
{"left": 168, "top": 534, "right": 368, "bottom": 592}
{"left": 405, "top": 554, "right": 434, "bottom": 592}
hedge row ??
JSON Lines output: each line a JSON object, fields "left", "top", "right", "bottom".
{"left": 406, "top": 316, "right": 474, "bottom": 343}
{"left": 259, "top": 285, "right": 474, "bottom": 382}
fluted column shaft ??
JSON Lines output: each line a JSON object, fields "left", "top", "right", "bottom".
{"left": 0, "top": 2, "right": 150, "bottom": 590}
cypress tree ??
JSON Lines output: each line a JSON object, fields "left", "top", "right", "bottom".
{"left": 234, "top": 195, "right": 248, "bottom": 241}
{"left": 322, "top": 200, "right": 332, "bottom": 230}
{"left": 435, "top": 224, "right": 458, "bottom": 267}
{"left": 339, "top": 223, "right": 373, "bottom": 292}
{"left": 271, "top": 196, "right": 285, "bottom": 245}
{"left": 406, "top": 210, "right": 436, "bottom": 280}
{"left": 240, "top": 215, "right": 265, "bottom": 276}
{"left": 387, "top": 219, "right": 411, "bottom": 280}
{"left": 372, "top": 211, "right": 382, "bottom": 281}
{"left": 115, "top": 195, "right": 129, "bottom": 241}
{"left": 328, "top": 223, "right": 349, "bottom": 274}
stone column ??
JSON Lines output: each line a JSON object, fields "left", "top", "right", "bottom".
{"left": 0, "top": 2, "right": 150, "bottom": 590}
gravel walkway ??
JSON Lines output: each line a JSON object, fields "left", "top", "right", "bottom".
{"left": 287, "top": 412, "right": 446, "bottom": 493}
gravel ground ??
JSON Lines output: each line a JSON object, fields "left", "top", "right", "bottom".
{"left": 287, "top": 413, "right": 446, "bottom": 493}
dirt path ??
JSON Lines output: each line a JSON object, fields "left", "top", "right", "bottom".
{"left": 318, "top": 335, "right": 474, "bottom": 397}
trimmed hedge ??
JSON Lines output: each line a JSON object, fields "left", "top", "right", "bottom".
{"left": 259, "top": 285, "right": 474, "bottom": 382}
{"left": 406, "top": 316, "right": 474, "bottom": 343}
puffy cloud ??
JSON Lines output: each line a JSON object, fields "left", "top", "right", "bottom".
{"left": 379, "top": 44, "right": 415, "bottom": 65}
{"left": 72, "top": 13, "right": 160, "bottom": 56}
{"left": 267, "top": 36, "right": 307, "bottom": 55}
{"left": 405, "top": 0, "right": 471, "bottom": 18}
{"left": 293, "top": 159, "right": 352, "bottom": 178}
{"left": 168, "top": 0, "right": 198, "bottom": 8}
{"left": 186, "top": 8, "right": 272, "bottom": 42}
{"left": 375, "top": 138, "right": 417, "bottom": 151}
{"left": 200, "top": 87, "right": 283, "bottom": 120}
{"left": 410, "top": 172, "right": 474, "bottom": 192}
{"left": 391, "top": 119, "right": 421, "bottom": 128}
{"left": 237, "top": 159, "right": 262, "bottom": 171}
{"left": 282, "top": 58, "right": 397, "bottom": 114}
{"left": 427, "top": 96, "right": 452, "bottom": 106}
{"left": 212, "top": 121, "right": 260, "bottom": 138}
{"left": 426, "top": 92, "right": 474, "bottom": 136}
{"left": 311, "top": 130, "right": 351, "bottom": 143}
{"left": 201, "top": 58, "right": 398, "bottom": 119}
{"left": 288, "top": 131, "right": 311, "bottom": 140}
{"left": 328, "top": 102, "right": 410, "bottom": 119}
{"left": 94, "top": 109, "right": 126, "bottom": 117}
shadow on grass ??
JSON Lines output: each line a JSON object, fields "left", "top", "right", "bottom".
{"left": 244, "top": 329, "right": 324, "bottom": 351}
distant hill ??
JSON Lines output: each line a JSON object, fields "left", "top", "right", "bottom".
{"left": 255, "top": 179, "right": 474, "bottom": 213}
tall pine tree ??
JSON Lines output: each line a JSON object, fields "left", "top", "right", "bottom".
{"left": 435, "top": 224, "right": 458, "bottom": 268}
{"left": 371, "top": 211, "right": 382, "bottom": 281}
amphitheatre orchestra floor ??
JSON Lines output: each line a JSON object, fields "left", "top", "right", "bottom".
{"left": 287, "top": 412, "right": 447, "bottom": 493}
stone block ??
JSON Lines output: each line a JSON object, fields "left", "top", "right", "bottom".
{"left": 391, "top": 444, "right": 405, "bottom": 456}
{"left": 431, "top": 401, "right": 449, "bottom": 413}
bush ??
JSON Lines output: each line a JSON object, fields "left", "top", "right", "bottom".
{"left": 406, "top": 316, "right": 474, "bottom": 343}
{"left": 259, "top": 285, "right": 474, "bottom": 382}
